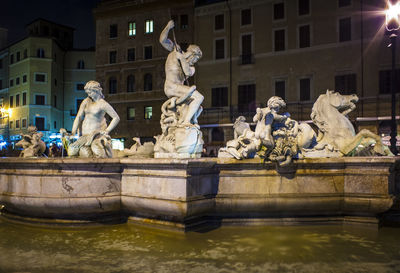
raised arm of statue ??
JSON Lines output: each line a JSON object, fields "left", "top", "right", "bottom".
{"left": 159, "top": 20, "right": 176, "bottom": 52}
{"left": 71, "top": 98, "right": 88, "bottom": 135}
{"left": 101, "top": 100, "right": 120, "bottom": 135}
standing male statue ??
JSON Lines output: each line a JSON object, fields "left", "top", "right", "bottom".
{"left": 159, "top": 20, "right": 203, "bottom": 126}
{"left": 154, "top": 20, "right": 204, "bottom": 158}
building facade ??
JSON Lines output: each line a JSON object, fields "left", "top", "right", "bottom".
{"left": 195, "top": 0, "right": 400, "bottom": 150}
{"left": 94, "top": 0, "right": 399, "bottom": 152}
{"left": 0, "top": 19, "right": 95, "bottom": 146}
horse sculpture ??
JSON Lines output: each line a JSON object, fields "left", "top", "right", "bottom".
{"left": 311, "top": 90, "right": 392, "bottom": 156}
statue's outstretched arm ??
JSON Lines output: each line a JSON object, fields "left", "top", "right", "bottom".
{"left": 71, "top": 98, "right": 88, "bottom": 135}
{"left": 160, "top": 20, "right": 175, "bottom": 52}
{"left": 102, "top": 101, "right": 120, "bottom": 135}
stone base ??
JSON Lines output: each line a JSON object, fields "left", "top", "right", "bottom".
{"left": 154, "top": 152, "right": 201, "bottom": 159}
{"left": 0, "top": 157, "right": 399, "bottom": 230}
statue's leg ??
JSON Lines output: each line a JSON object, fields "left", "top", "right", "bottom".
{"left": 182, "top": 91, "right": 204, "bottom": 125}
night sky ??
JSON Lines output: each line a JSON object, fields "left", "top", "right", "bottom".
{"left": 0, "top": 0, "right": 101, "bottom": 49}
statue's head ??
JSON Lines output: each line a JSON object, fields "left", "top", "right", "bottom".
{"left": 84, "top": 81, "right": 104, "bottom": 100}
{"left": 267, "top": 96, "right": 286, "bottom": 111}
{"left": 185, "top": 45, "right": 202, "bottom": 65}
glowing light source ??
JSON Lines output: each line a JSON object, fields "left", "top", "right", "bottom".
{"left": 386, "top": 1, "right": 400, "bottom": 31}
{"left": 0, "top": 107, "right": 12, "bottom": 118}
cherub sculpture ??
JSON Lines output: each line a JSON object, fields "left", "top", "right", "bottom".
{"left": 16, "top": 125, "right": 46, "bottom": 157}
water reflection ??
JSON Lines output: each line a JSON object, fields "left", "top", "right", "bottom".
{"left": 0, "top": 220, "right": 399, "bottom": 272}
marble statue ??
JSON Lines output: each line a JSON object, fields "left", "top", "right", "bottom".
{"left": 120, "top": 137, "right": 155, "bottom": 158}
{"left": 309, "top": 90, "right": 392, "bottom": 156}
{"left": 16, "top": 125, "right": 46, "bottom": 158}
{"left": 154, "top": 20, "right": 204, "bottom": 158}
{"left": 67, "top": 80, "right": 120, "bottom": 158}
{"left": 218, "top": 116, "right": 260, "bottom": 159}
{"left": 219, "top": 90, "right": 392, "bottom": 164}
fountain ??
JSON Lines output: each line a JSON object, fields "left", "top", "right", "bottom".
{"left": 0, "top": 21, "right": 399, "bottom": 230}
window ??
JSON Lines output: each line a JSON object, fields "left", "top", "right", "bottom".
{"left": 76, "top": 83, "right": 85, "bottom": 91}
{"left": 238, "top": 84, "right": 256, "bottom": 112}
{"left": 0, "top": 80, "right": 2, "bottom": 89}
{"left": 275, "top": 80, "right": 286, "bottom": 100}
{"left": 339, "top": 17, "right": 351, "bottom": 42}
{"left": 110, "top": 24, "right": 118, "bottom": 38}
{"left": 77, "top": 60, "right": 85, "bottom": 69}
{"left": 16, "top": 119, "right": 20, "bottom": 129}
{"left": 128, "top": 48, "right": 135, "bottom": 61}
{"left": 10, "top": 54, "right": 14, "bottom": 64}
{"left": 299, "top": 25, "right": 310, "bottom": 48}
{"left": 144, "top": 46, "right": 152, "bottom": 60}
{"left": 144, "top": 106, "right": 152, "bottom": 119}
{"left": 299, "top": 78, "right": 311, "bottom": 101}
{"left": 379, "top": 69, "right": 400, "bottom": 94}
{"left": 0, "top": 59, "right": 2, "bottom": 68}
{"left": 35, "top": 95, "right": 45, "bottom": 105}
{"left": 145, "top": 19, "right": 154, "bottom": 34}
{"left": 22, "top": 92, "right": 27, "bottom": 106}
{"left": 16, "top": 94, "right": 20, "bottom": 107}
{"left": 298, "top": 0, "right": 310, "bottom": 16}
{"left": 35, "top": 73, "right": 46, "bottom": 82}
{"left": 211, "top": 128, "right": 224, "bottom": 142}
{"left": 22, "top": 118, "right": 27, "bottom": 128}
{"left": 338, "top": 0, "right": 351, "bottom": 7}
{"left": 127, "top": 75, "right": 135, "bottom": 92}
{"left": 144, "top": 73, "right": 153, "bottom": 91}
{"left": 43, "top": 26, "right": 49, "bottom": 36}
{"left": 54, "top": 95, "right": 57, "bottom": 107}
{"left": 35, "top": 117, "right": 45, "bottom": 131}
{"left": 241, "top": 9, "right": 251, "bottom": 26}
{"left": 274, "top": 29, "right": 286, "bottom": 51}
{"left": 127, "top": 107, "right": 135, "bottom": 120}
{"left": 9, "top": 79, "right": 13, "bottom": 87}
{"left": 16, "top": 52, "right": 20, "bottom": 62}
{"left": 274, "top": 2, "right": 285, "bottom": 20}
{"left": 23, "top": 75, "right": 27, "bottom": 83}
{"left": 215, "top": 14, "right": 224, "bottom": 30}
{"left": 180, "top": 14, "right": 189, "bottom": 29}
{"left": 10, "top": 96, "right": 13, "bottom": 108}
{"left": 37, "top": 48, "right": 45, "bottom": 58}
{"left": 109, "top": 77, "right": 117, "bottom": 94}
{"left": 128, "top": 22, "right": 136, "bottom": 36}
{"left": 212, "top": 87, "right": 228, "bottom": 107}
{"left": 9, "top": 121, "right": 13, "bottom": 129}
{"left": 215, "top": 39, "right": 225, "bottom": 60}
{"left": 54, "top": 78, "right": 57, "bottom": 86}
{"left": 109, "top": 51, "right": 117, "bottom": 64}
{"left": 16, "top": 77, "right": 20, "bottom": 85}
{"left": 54, "top": 121, "right": 57, "bottom": 129}
{"left": 241, "top": 34, "right": 253, "bottom": 64}
{"left": 23, "top": 49, "right": 28, "bottom": 59}
{"left": 335, "top": 74, "right": 356, "bottom": 94}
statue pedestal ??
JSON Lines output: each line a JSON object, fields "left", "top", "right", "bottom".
{"left": 154, "top": 125, "right": 203, "bottom": 159}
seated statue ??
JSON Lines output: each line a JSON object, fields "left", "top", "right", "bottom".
{"left": 68, "top": 81, "right": 120, "bottom": 158}
{"left": 16, "top": 125, "right": 46, "bottom": 158}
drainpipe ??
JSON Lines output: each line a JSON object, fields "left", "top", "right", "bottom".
{"left": 360, "top": 0, "right": 364, "bottom": 117}
{"left": 226, "top": 0, "right": 232, "bottom": 121}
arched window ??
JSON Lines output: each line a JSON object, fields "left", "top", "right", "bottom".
{"left": 109, "top": 77, "right": 117, "bottom": 94}
{"left": 77, "top": 60, "right": 85, "bottom": 69}
{"left": 143, "top": 73, "right": 152, "bottom": 91}
{"left": 211, "top": 127, "right": 225, "bottom": 142}
{"left": 127, "top": 75, "right": 135, "bottom": 93}
{"left": 37, "top": 48, "right": 45, "bottom": 58}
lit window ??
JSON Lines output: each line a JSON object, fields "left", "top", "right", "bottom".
{"left": 127, "top": 107, "right": 135, "bottom": 120}
{"left": 128, "top": 22, "right": 136, "bottom": 36}
{"left": 145, "top": 19, "right": 154, "bottom": 34}
{"left": 144, "top": 106, "right": 152, "bottom": 119}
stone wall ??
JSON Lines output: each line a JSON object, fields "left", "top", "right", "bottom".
{"left": 0, "top": 157, "right": 398, "bottom": 229}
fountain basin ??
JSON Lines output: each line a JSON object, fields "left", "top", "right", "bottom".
{"left": 0, "top": 157, "right": 398, "bottom": 229}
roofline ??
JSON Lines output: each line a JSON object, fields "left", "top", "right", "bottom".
{"left": 25, "top": 18, "right": 76, "bottom": 31}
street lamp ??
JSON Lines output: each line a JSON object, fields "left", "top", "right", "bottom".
{"left": 0, "top": 107, "right": 12, "bottom": 143}
{"left": 385, "top": 0, "right": 400, "bottom": 155}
